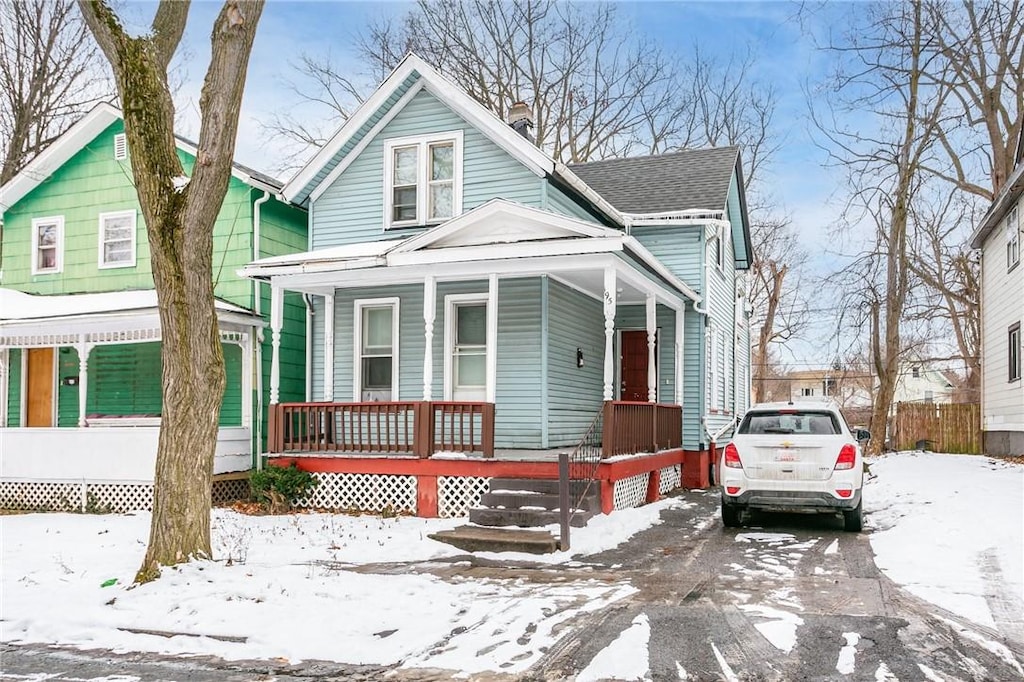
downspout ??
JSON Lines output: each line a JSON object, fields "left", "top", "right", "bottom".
{"left": 253, "top": 190, "right": 271, "bottom": 471}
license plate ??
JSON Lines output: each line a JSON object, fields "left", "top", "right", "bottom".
{"left": 775, "top": 449, "right": 798, "bottom": 462}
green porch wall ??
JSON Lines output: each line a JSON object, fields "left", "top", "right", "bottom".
{"left": 5, "top": 349, "right": 22, "bottom": 426}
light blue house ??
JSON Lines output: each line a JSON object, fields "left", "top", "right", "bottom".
{"left": 241, "top": 54, "right": 752, "bottom": 516}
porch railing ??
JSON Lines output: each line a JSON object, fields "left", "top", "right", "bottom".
{"left": 602, "top": 401, "right": 682, "bottom": 457}
{"left": 267, "top": 401, "right": 495, "bottom": 458}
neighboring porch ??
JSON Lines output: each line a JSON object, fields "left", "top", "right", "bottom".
{"left": 0, "top": 289, "right": 263, "bottom": 511}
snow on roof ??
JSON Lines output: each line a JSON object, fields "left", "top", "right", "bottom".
{"left": 0, "top": 288, "right": 252, "bottom": 321}
{"left": 246, "top": 237, "right": 409, "bottom": 268}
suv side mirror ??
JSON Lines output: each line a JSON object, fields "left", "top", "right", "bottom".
{"left": 856, "top": 429, "right": 871, "bottom": 443}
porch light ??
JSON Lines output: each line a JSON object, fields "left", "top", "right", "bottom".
{"left": 576, "top": 348, "right": 584, "bottom": 368}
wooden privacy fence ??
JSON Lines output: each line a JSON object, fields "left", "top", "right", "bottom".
{"left": 267, "top": 401, "right": 495, "bottom": 457}
{"left": 893, "top": 402, "right": 981, "bottom": 454}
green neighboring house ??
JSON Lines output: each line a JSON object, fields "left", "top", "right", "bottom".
{"left": 0, "top": 102, "right": 307, "bottom": 512}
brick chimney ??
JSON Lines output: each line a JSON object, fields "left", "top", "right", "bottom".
{"left": 508, "top": 101, "right": 534, "bottom": 142}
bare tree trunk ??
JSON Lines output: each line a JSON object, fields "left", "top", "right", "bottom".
{"left": 78, "top": 0, "right": 264, "bottom": 582}
{"left": 752, "top": 262, "right": 786, "bottom": 403}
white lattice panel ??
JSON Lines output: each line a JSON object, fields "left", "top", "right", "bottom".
{"left": 659, "top": 465, "right": 681, "bottom": 494}
{"left": 85, "top": 483, "right": 153, "bottom": 513}
{"left": 613, "top": 472, "right": 650, "bottom": 510}
{"left": 0, "top": 481, "right": 82, "bottom": 511}
{"left": 437, "top": 476, "right": 491, "bottom": 518}
{"left": 301, "top": 472, "right": 416, "bottom": 514}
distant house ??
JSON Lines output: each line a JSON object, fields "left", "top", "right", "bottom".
{"left": 0, "top": 103, "right": 308, "bottom": 511}
{"left": 785, "top": 368, "right": 872, "bottom": 410}
{"left": 239, "top": 54, "right": 754, "bottom": 517}
{"left": 969, "top": 127, "right": 1024, "bottom": 456}
{"left": 891, "top": 359, "right": 956, "bottom": 409}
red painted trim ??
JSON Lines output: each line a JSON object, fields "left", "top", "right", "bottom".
{"left": 600, "top": 479, "right": 614, "bottom": 514}
{"left": 417, "top": 475, "right": 438, "bottom": 518}
{"left": 597, "top": 449, "right": 684, "bottom": 479}
{"left": 646, "top": 469, "right": 661, "bottom": 503}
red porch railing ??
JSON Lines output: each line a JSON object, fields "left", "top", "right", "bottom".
{"left": 267, "top": 401, "right": 495, "bottom": 458}
{"left": 602, "top": 401, "right": 682, "bottom": 457}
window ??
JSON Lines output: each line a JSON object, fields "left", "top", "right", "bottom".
{"left": 911, "top": 366, "right": 920, "bottom": 379}
{"left": 924, "top": 390, "right": 934, "bottom": 403}
{"left": 98, "top": 210, "right": 137, "bottom": 268}
{"left": 1010, "top": 323, "right": 1021, "bottom": 383}
{"left": 801, "top": 387, "right": 814, "bottom": 397}
{"left": 384, "top": 132, "right": 463, "bottom": 229}
{"left": 1007, "top": 205, "right": 1020, "bottom": 271}
{"left": 354, "top": 299, "right": 399, "bottom": 401}
{"left": 31, "top": 216, "right": 64, "bottom": 275}
{"left": 445, "top": 295, "right": 489, "bottom": 401}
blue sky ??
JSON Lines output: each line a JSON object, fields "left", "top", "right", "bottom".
{"left": 154, "top": 0, "right": 855, "bottom": 366}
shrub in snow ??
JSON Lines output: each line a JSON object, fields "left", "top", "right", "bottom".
{"left": 250, "top": 463, "right": 318, "bottom": 513}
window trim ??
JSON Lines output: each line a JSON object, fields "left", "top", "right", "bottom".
{"left": 1007, "top": 205, "right": 1020, "bottom": 272}
{"left": 383, "top": 131, "right": 463, "bottom": 230}
{"left": 352, "top": 298, "right": 400, "bottom": 402}
{"left": 97, "top": 209, "right": 138, "bottom": 269}
{"left": 443, "top": 293, "right": 490, "bottom": 401}
{"left": 30, "top": 216, "right": 64, "bottom": 275}
{"left": 1010, "top": 322, "right": 1021, "bottom": 384}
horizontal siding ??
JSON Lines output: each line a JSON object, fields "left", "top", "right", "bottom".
{"left": 545, "top": 183, "right": 606, "bottom": 224}
{"left": 683, "top": 306, "right": 704, "bottom": 448}
{"left": 547, "top": 281, "right": 605, "bottom": 446}
{"left": 615, "top": 304, "right": 678, "bottom": 405}
{"left": 6, "top": 349, "right": 22, "bottom": 426}
{"left": 631, "top": 226, "right": 703, "bottom": 291}
{"left": 312, "top": 88, "right": 542, "bottom": 249}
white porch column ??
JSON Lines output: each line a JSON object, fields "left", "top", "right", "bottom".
{"left": 486, "top": 273, "right": 498, "bottom": 403}
{"left": 646, "top": 293, "right": 657, "bottom": 403}
{"left": 423, "top": 275, "right": 436, "bottom": 401}
{"left": 675, "top": 305, "right": 685, "bottom": 406}
{"left": 323, "top": 293, "right": 335, "bottom": 401}
{"left": 77, "top": 337, "right": 93, "bottom": 427}
{"left": 603, "top": 268, "right": 617, "bottom": 401}
{"left": 241, "top": 333, "right": 253, "bottom": 427}
{"left": 269, "top": 283, "right": 284, "bottom": 404}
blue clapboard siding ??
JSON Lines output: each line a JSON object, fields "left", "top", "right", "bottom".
{"left": 630, "top": 226, "right": 704, "bottom": 291}
{"left": 615, "top": 304, "right": 678, "bottom": 405}
{"left": 546, "top": 279, "right": 604, "bottom": 447}
{"left": 312, "top": 88, "right": 542, "bottom": 249}
{"left": 703, "top": 217, "right": 740, "bottom": 441}
{"left": 682, "top": 306, "right": 704, "bottom": 448}
{"left": 324, "top": 278, "right": 543, "bottom": 448}
{"left": 544, "top": 183, "right": 609, "bottom": 224}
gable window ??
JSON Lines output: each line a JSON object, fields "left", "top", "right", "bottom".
{"left": 1007, "top": 206, "right": 1020, "bottom": 271}
{"left": 98, "top": 210, "right": 137, "bottom": 268}
{"left": 1010, "top": 323, "right": 1021, "bottom": 383}
{"left": 384, "top": 131, "right": 463, "bottom": 229}
{"left": 31, "top": 216, "right": 64, "bottom": 275}
{"left": 354, "top": 299, "right": 399, "bottom": 401}
{"left": 445, "top": 295, "right": 489, "bottom": 401}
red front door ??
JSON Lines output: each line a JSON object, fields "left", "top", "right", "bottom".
{"left": 620, "top": 331, "right": 653, "bottom": 401}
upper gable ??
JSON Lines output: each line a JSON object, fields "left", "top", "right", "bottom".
{"left": 310, "top": 87, "right": 556, "bottom": 250}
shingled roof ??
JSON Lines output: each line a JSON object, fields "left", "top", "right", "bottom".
{"left": 568, "top": 146, "right": 741, "bottom": 215}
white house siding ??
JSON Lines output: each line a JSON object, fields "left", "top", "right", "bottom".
{"left": 311, "top": 89, "right": 542, "bottom": 249}
{"left": 980, "top": 204, "right": 1024, "bottom": 454}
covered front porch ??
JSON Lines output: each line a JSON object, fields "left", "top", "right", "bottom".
{"left": 0, "top": 289, "right": 262, "bottom": 512}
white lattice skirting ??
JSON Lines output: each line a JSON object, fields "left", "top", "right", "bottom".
{"left": 300, "top": 472, "right": 417, "bottom": 514}
{"left": 659, "top": 464, "right": 682, "bottom": 494}
{"left": 613, "top": 472, "right": 651, "bottom": 510}
{"left": 437, "top": 476, "right": 491, "bottom": 518}
{"left": 1, "top": 478, "right": 250, "bottom": 513}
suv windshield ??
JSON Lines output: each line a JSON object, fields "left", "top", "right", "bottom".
{"left": 738, "top": 410, "right": 840, "bottom": 435}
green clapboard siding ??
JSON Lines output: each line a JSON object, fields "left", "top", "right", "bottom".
{"left": 312, "top": 88, "right": 542, "bottom": 249}
{"left": 6, "top": 349, "right": 22, "bottom": 426}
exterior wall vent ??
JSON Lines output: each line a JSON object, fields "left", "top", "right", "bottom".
{"left": 113, "top": 133, "right": 127, "bottom": 160}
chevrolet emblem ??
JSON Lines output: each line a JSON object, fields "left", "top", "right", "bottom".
{"left": 780, "top": 441, "right": 793, "bottom": 448}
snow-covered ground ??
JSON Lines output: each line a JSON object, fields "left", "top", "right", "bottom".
{"left": 1, "top": 452, "right": 1021, "bottom": 678}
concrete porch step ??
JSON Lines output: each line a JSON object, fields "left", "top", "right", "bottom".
{"left": 428, "top": 525, "right": 560, "bottom": 554}
{"left": 469, "top": 506, "right": 594, "bottom": 528}
{"left": 480, "top": 490, "right": 601, "bottom": 513}
{"left": 487, "top": 478, "right": 592, "bottom": 496}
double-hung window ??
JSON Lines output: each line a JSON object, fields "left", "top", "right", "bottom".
{"left": 31, "top": 216, "right": 64, "bottom": 275}
{"left": 1007, "top": 205, "right": 1020, "bottom": 271}
{"left": 98, "top": 210, "right": 137, "bottom": 268}
{"left": 1010, "top": 323, "right": 1021, "bottom": 383}
{"left": 354, "top": 299, "right": 399, "bottom": 401}
{"left": 384, "top": 132, "right": 463, "bottom": 229}
{"left": 445, "top": 295, "right": 489, "bottom": 401}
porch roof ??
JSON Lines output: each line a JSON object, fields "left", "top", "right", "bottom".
{"left": 0, "top": 288, "right": 264, "bottom": 348}
{"left": 238, "top": 199, "right": 701, "bottom": 306}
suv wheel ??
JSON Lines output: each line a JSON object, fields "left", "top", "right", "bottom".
{"left": 843, "top": 501, "right": 863, "bottom": 532}
{"left": 721, "top": 500, "right": 741, "bottom": 528}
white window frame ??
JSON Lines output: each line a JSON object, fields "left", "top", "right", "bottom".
{"left": 801, "top": 387, "right": 814, "bottom": 397}
{"left": 707, "top": 325, "right": 718, "bottom": 410}
{"left": 383, "top": 130, "right": 463, "bottom": 230}
{"left": 1007, "top": 205, "right": 1020, "bottom": 271}
{"left": 443, "top": 293, "right": 490, "bottom": 401}
{"left": 97, "top": 209, "right": 137, "bottom": 269}
{"left": 1010, "top": 322, "right": 1021, "bottom": 383}
{"left": 31, "top": 216, "right": 64, "bottom": 275}
{"left": 352, "top": 298, "right": 400, "bottom": 402}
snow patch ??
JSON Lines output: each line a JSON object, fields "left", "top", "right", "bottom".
{"left": 836, "top": 631, "right": 860, "bottom": 675}
{"left": 576, "top": 613, "right": 651, "bottom": 682}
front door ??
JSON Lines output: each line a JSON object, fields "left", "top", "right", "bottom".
{"left": 26, "top": 347, "right": 55, "bottom": 427}
{"left": 620, "top": 331, "right": 653, "bottom": 401}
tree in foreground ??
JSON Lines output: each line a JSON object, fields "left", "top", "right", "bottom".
{"left": 77, "top": 0, "right": 265, "bottom": 582}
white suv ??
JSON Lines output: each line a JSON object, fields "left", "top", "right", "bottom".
{"left": 719, "top": 401, "right": 869, "bottom": 532}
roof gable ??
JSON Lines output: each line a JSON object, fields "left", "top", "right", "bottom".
{"left": 1, "top": 102, "right": 282, "bottom": 212}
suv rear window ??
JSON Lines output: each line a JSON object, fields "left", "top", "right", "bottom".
{"left": 738, "top": 411, "right": 840, "bottom": 435}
